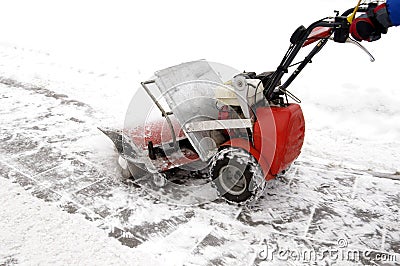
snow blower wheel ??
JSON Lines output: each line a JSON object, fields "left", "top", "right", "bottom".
{"left": 210, "top": 147, "right": 265, "bottom": 204}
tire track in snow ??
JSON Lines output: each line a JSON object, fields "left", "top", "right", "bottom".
{"left": 0, "top": 77, "right": 93, "bottom": 111}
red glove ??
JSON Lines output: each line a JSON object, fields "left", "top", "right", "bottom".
{"left": 350, "top": 3, "right": 392, "bottom": 42}
{"left": 350, "top": 15, "right": 381, "bottom": 41}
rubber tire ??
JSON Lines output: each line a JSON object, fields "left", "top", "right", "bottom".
{"left": 210, "top": 148, "right": 263, "bottom": 203}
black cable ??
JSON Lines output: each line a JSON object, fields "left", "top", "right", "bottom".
{"left": 253, "top": 80, "right": 263, "bottom": 106}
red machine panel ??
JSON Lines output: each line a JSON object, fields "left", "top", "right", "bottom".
{"left": 254, "top": 104, "right": 305, "bottom": 177}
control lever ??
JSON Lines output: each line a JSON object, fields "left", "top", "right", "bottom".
{"left": 346, "top": 38, "right": 375, "bottom": 62}
{"left": 329, "top": 36, "right": 375, "bottom": 62}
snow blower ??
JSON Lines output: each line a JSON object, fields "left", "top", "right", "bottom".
{"left": 100, "top": 2, "right": 378, "bottom": 204}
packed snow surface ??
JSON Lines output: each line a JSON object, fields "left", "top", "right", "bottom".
{"left": 0, "top": 0, "right": 399, "bottom": 265}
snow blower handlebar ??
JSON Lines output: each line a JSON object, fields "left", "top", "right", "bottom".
{"left": 263, "top": 19, "right": 341, "bottom": 101}
{"left": 264, "top": 3, "right": 374, "bottom": 102}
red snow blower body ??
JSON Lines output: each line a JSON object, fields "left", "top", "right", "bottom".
{"left": 100, "top": 3, "right": 376, "bottom": 203}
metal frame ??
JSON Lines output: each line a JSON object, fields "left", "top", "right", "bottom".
{"left": 141, "top": 80, "right": 178, "bottom": 150}
{"left": 184, "top": 119, "right": 252, "bottom": 133}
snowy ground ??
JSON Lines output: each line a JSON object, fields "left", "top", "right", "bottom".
{"left": 1, "top": 0, "right": 400, "bottom": 265}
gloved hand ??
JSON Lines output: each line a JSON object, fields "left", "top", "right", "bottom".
{"left": 350, "top": 15, "right": 382, "bottom": 41}
{"left": 350, "top": 3, "right": 393, "bottom": 42}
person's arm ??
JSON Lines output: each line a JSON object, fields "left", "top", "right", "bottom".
{"left": 387, "top": 0, "right": 400, "bottom": 26}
